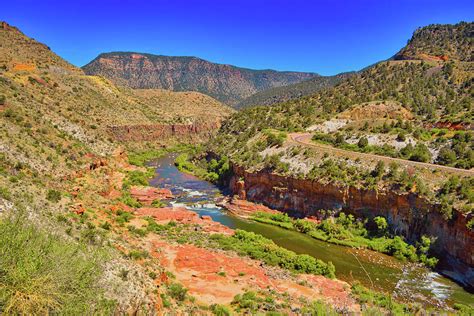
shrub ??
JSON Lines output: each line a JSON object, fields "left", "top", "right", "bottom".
{"left": 0, "top": 186, "right": 11, "bottom": 200}
{"left": 167, "top": 283, "right": 188, "bottom": 301}
{"left": 46, "top": 189, "right": 61, "bottom": 203}
{"left": 118, "top": 193, "right": 141, "bottom": 208}
{"left": 357, "top": 137, "right": 368, "bottom": 148}
{"left": 115, "top": 210, "right": 134, "bottom": 225}
{"left": 396, "top": 131, "right": 406, "bottom": 142}
{"left": 210, "top": 304, "right": 231, "bottom": 316}
{"left": 373, "top": 216, "right": 388, "bottom": 235}
{"left": 409, "top": 143, "right": 431, "bottom": 162}
{"left": 0, "top": 215, "right": 114, "bottom": 314}
{"left": 437, "top": 147, "right": 456, "bottom": 165}
{"left": 372, "top": 161, "right": 385, "bottom": 178}
{"left": 128, "top": 149, "right": 166, "bottom": 167}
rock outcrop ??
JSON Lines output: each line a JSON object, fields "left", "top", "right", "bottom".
{"left": 107, "top": 122, "right": 220, "bottom": 142}
{"left": 228, "top": 165, "right": 474, "bottom": 290}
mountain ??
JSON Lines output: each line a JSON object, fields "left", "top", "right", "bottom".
{"left": 82, "top": 52, "right": 318, "bottom": 106}
{"left": 394, "top": 21, "right": 473, "bottom": 61}
{"left": 0, "top": 21, "right": 232, "bottom": 173}
{"left": 236, "top": 71, "right": 355, "bottom": 109}
{"left": 209, "top": 21, "right": 473, "bottom": 184}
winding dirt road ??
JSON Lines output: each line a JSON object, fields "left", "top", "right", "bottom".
{"left": 288, "top": 133, "right": 474, "bottom": 177}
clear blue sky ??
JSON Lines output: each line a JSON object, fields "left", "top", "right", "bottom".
{"left": 2, "top": 0, "right": 473, "bottom": 75}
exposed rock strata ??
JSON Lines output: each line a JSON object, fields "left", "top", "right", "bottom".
{"left": 228, "top": 165, "right": 474, "bottom": 290}
{"left": 107, "top": 122, "right": 220, "bottom": 142}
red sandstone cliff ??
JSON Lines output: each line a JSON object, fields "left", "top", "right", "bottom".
{"left": 229, "top": 165, "right": 474, "bottom": 289}
{"left": 107, "top": 122, "right": 220, "bottom": 142}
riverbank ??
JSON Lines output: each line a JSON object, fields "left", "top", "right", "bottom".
{"left": 147, "top": 153, "right": 473, "bottom": 311}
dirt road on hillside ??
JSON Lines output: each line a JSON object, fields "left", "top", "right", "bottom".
{"left": 288, "top": 133, "right": 474, "bottom": 177}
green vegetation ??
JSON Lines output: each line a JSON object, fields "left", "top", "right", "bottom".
{"left": 122, "top": 169, "right": 155, "bottom": 189}
{"left": 118, "top": 192, "right": 142, "bottom": 208}
{"left": 252, "top": 212, "right": 439, "bottom": 267}
{"left": 0, "top": 215, "right": 114, "bottom": 314}
{"left": 263, "top": 129, "right": 287, "bottom": 147}
{"left": 46, "top": 189, "right": 61, "bottom": 203}
{"left": 230, "top": 290, "right": 339, "bottom": 315}
{"left": 167, "top": 283, "right": 188, "bottom": 302}
{"left": 351, "top": 282, "right": 418, "bottom": 315}
{"left": 211, "top": 230, "right": 336, "bottom": 278}
{"left": 128, "top": 149, "right": 167, "bottom": 167}
{"left": 175, "top": 153, "right": 230, "bottom": 184}
{"left": 115, "top": 209, "right": 134, "bottom": 225}
{"left": 146, "top": 219, "right": 335, "bottom": 278}
{"left": 312, "top": 132, "right": 434, "bottom": 164}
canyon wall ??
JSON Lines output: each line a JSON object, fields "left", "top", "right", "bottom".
{"left": 107, "top": 122, "right": 219, "bottom": 142}
{"left": 229, "top": 165, "right": 474, "bottom": 289}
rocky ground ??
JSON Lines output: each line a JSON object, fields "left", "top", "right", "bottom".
{"left": 65, "top": 149, "right": 359, "bottom": 314}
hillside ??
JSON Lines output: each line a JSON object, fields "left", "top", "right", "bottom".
{"left": 0, "top": 21, "right": 366, "bottom": 315}
{"left": 208, "top": 22, "right": 473, "bottom": 207}
{"left": 0, "top": 21, "right": 236, "bottom": 313}
{"left": 394, "top": 21, "right": 473, "bottom": 61}
{"left": 82, "top": 52, "right": 317, "bottom": 106}
{"left": 236, "top": 71, "right": 354, "bottom": 109}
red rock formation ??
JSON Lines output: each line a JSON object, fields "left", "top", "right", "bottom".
{"left": 107, "top": 122, "right": 220, "bottom": 142}
{"left": 425, "top": 121, "right": 473, "bottom": 131}
{"left": 130, "top": 186, "right": 173, "bottom": 205}
{"left": 228, "top": 165, "right": 474, "bottom": 289}
{"left": 220, "top": 198, "right": 278, "bottom": 218}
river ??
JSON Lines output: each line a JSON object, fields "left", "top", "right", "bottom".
{"left": 148, "top": 154, "right": 473, "bottom": 308}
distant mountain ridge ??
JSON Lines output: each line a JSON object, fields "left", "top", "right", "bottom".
{"left": 236, "top": 71, "right": 355, "bottom": 109}
{"left": 82, "top": 52, "right": 318, "bottom": 106}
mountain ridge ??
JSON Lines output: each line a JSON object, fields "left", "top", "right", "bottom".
{"left": 82, "top": 51, "right": 318, "bottom": 106}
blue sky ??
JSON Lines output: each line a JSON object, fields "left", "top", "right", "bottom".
{"left": 2, "top": 0, "right": 473, "bottom": 75}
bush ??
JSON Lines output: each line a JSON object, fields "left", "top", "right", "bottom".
{"left": 46, "top": 189, "right": 61, "bottom": 203}
{"left": 373, "top": 216, "right": 388, "bottom": 235}
{"left": 122, "top": 169, "right": 154, "bottom": 188}
{"left": 167, "top": 283, "right": 188, "bottom": 301}
{"left": 410, "top": 143, "right": 431, "bottom": 162}
{"left": 0, "top": 186, "right": 11, "bottom": 200}
{"left": 210, "top": 304, "right": 231, "bottom": 316}
{"left": 128, "top": 149, "right": 166, "bottom": 167}
{"left": 0, "top": 215, "right": 114, "bottom": 314}
{"left": 357, "top": 137, "right": 368, "bottom": 148}
{"left": 437, "top": 147, "right": 456, "bottom": 165}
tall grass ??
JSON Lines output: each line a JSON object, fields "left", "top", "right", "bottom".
{"left": 0, "top": 215, "right": 115, "bottom": 315}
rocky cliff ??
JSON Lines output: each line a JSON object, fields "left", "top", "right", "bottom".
{"left": 107, "top": 122, "right": 220, "bottom": 142}
{"left": 82, "top": 52, "right": 317, "bottom": 106}
{"left": 228, "top": 165, "right": 474, "bottom": 290}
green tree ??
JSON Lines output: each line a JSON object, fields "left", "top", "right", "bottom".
{"left": 373, "top": 216, "right": 388, "bottom": 235}
{"left": 372, "top": 161, "right": 385, "bottom": 178}
{"left": 437, "top": 147, "right": 456, "bottom": 165}
{"left": 357, "top": 137, "right": 368, "bottom": 149}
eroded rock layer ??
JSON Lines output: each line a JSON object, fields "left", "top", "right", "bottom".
{"left": 229, "top": 165, "right": 474, "bottom": 289}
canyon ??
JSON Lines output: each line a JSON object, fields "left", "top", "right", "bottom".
{"left": 228, "top": 164, "right": 474, "bottom": 290}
